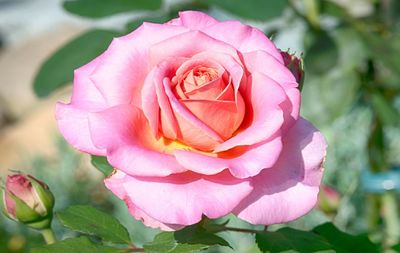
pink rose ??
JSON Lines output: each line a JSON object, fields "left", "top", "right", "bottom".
{"left": 56, "top": 11, "right": 327, "bottom": 231}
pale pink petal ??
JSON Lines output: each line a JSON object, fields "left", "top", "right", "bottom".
{"left": 149, "top": 31, "right": 240, "bottom": 66}
{"left": 203, "top": 21, "right": 283, "bottom": 62}
{"left": 234, "top": 118, "right": 327, "bottom": 224}
{"left": 214, "top": 72, "right": 286, "bottom": 152}
{"left": 175, "top": 135, "right": 282, "bottom": 179}
{"left": 70, "top": 55, "right": 105, "bottom": 104}
{"left": 105, "top": 171, "right": 183, "bottom": 231}
{"left": 88, "top": 105, "right": 186, "bottom": 176}
{"left": 281, "top": 87, "right": 301, "bottom": 133}
{"left": 91, "top": 24, "right": 189, "bottom": 107}
{"left": 55, "top": 102, "right": 106, "bottom": 155}
{"left": 178, "top": 11, "right": 218, "bottom": 30}
{"left": 121, "top": 170, "right": 253, "bottom": 225}
{"left": 242, "top": 51, "right": 297, "bottom": 89}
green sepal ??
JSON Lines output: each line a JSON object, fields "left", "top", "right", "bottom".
{"left": 29, "top": 176, "right": 55, "bottom": 215}
{"left": 26, "top": 215, "right": 53, "bottom": 230}
{"left": 0, "top": 188, "right": 16, "bottom": 221}
{"left": 8, "top": 191, "right": 42, "bottom": 223}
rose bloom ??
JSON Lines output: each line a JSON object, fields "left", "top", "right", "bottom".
{"left": 56, "top": 11, "right": 327, "bottom": 231}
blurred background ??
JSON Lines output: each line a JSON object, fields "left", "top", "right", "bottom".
{"left": 0, "top": 0, "right": 399, "bottom": 252}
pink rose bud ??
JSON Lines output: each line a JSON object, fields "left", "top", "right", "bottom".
{"left": 318, "top": 185, "right": 341, "bottom": 215}
{"left": 280, "top": 51, "right": 304, "bottom": 90}
{"left": 1, "top": 174, "right": 54, "bottom": 230}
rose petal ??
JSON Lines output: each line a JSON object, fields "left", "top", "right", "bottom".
{"left": 56, "top": 102, "right": 106, "bottom": 155}
{"left": 91, "top": 23, "right": 189, "bottom": 107}
{"left": 180, "top": 97, "right": 245, "bottom": 140}
{"left": 105, "top": 171, "right": 183, "bottom": 231}
{"left": 242, "top": 51, "right": 298, "bottom": 89}
{"left": 88, "top": 105, "right": 186, "bottom": 177}
{"left": 177, "top": 11, "right": 218, "bottom": 30}
{"left": 163, "top": 78, "right": 224, "bottom": 150}
{"left": 149, "top": 30, "right": 240, "bottom": 66}
{"left": 214, "top": 72, "right": 286, "bottom": 152}
{"left": 233, "top": 118, "right": 327, "bottom": 224}
{"left": 203, "top": 20, "right": 283, "bottom": 62}
{"left": 121, "top": 170, "right": 253, "bottom": 225}
{"left": 71, "top": 55, "right": 106, "bottom": 104}
{"left": 175, "top": 134, "right": 282, "bottom": 179}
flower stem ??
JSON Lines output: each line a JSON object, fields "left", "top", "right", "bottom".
{"left": 222, "top": 226, "right": 261, "bottom": 234}
{"left": 40, "top": 228, "right": 56, "bottom": 244}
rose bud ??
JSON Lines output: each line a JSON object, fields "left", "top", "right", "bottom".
{"left": 280, "top": 51, "right": 305, "bottom": 90}
{"left": 317, "top": 184, "right": 341, "bottom": 215}
{"left": 1, "top": 174, "right": 54, "bottom": 230}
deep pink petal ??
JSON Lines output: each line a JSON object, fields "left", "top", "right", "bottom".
{"left": 55, "top": 102, "right": 106, "bottom": 155}
{"left": 105, "top": 171, "right": 183, "bottom": 231}
{"left": 163, "top": 78, "right": 224, "bottom": 150}
{"left": 233, "top": 118, "right": 327, "bottom": 225}
{"left": 121, "top": 170, "right": 253, "bottom": 225}
{"left": 180, "top": 98, "right": 245, "bottom": 140}
{"left": 214, "top": 72, "right": 286, "bottom": 152}
{"left": 203, "top": 21, "right": 283, "bottom": 62}
{"left": 175, "top": 135, "right": 282, "bottom": 178}
{"left": 88, "top": 105, "right": 186, "bottom": 176}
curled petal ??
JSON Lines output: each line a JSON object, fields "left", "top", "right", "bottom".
{"left": 214, "top": 72, "right": 286, "bottom": 152}
{"left": 120, "top": 170, "right": 253, "bottom": 225}
{"left": 175, "top": 135, "right": 283, "bottom": 179}
{"left": 233, "top": 118, "right": 327, "bottom": 225}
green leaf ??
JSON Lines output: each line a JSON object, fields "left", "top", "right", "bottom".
{"left": 313, "top": 223, "right": 379, "bottom": 253}
{"left": 255, "top": 227, "right": 332, "bottom": 253}
{"left": 144, "top": 224, "right": 230, "bottom": 252}
{"left": 31, "top": 237, "right": 122, "bottom": 253}
{"left": 33, "top": 29, "right": 119, "bottom": 98}
{"left": 304, "top": 30, "right": 339, "bottom": 74}
{"left": 91, "top": 156, "right": 114, "bottom": 177}
{"left": 365, "top": 34, "right": 400, "bottom": 89}
{"left": 255, "top": 223, "right": 379, "bottom": 253}
{"left": 57, "top": 205, "right": 131, "bottom": 244}
{"left": 63, "top": 0, "right": 162, "bottom": 18}
{"left": 370, "top": 93, "right": 400, "bottom": 127}
{"left": 204, "top": 0, "right": 287, "bottom": 21}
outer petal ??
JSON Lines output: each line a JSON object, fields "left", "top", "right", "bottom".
{"left": 91, "top": 23, "right": 189, "bottom": 107}
{"left": 242, "top": 51, "right": 297, "bottom": 89}
{"left": 121, "top": 170, "right": 253, "bottom": 225}
{"left": 105, "top": 171, "right": 183, "bottom": 231}
{"left": 214, "top": 72, "right": 286, "bottom": 152}
{"left": 70, "top": 55, "right": 105, "bottom": 104}
{"left": 174, "top": 135, "right": 282, "bottom": 179}
{"left": 55, "top": 102, "right": 106, "bottom": 155}
{"left": 88, "top": 105, "right": 186, "bottom": 177}
{"left": 202, "top": 20, "right": 283, "bottom": 62}
{"left": 177, "top": 11, "right": 218, "bottom": 30}
{"left": 149, "top": 30, "right": 240, "bottom": 66}
{"left": 233, "top": 118, "right": 327, "bottom": 225}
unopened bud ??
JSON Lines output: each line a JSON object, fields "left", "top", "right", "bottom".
{"left": 1, "top": 174, "right": 54, "bottom": 230}
{"left": 318, "top": 185, "right": 341, "bottom": 215}
{"left": 280, "top": 50, "right": 305, "bottom": 90}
